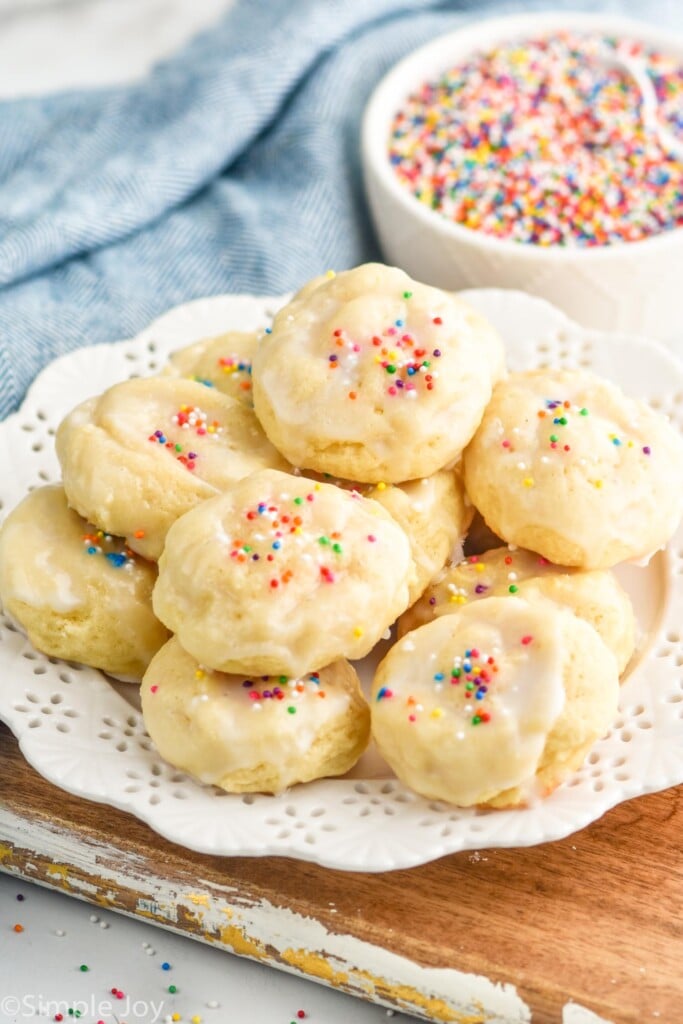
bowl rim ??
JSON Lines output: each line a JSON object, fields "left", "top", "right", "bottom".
{"left": 361, "top": 9, "right": 683, "bottom": 262}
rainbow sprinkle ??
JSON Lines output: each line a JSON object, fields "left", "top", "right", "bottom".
{"left": 429, "top": 551, "right": 552, "bottom": 612}
{"left": 82, "top": 531, "right": 134, "bottom": 569}
{"left": 384, "top": 634, "right": 536, "bottom": 726}
{"left": 242, "top": 672, "right": 326, "bottom": 712}
{"left": 437, "top": 646, "right": 497, "bottom": 726}
{"left": 147, "top": 404, "right": 223, "bottom": 471}
{"left": 172, "top": 404, "right": 222, "bottom": 436}
{"left": 227, "top": 490, "right": 377, "bottom": 592}
{"left": 148, "top": 429, "right": 198, "bottom": 470}
{"left": 385, "top": 645, "right": 500, "bottom": 725}
{"left": 326, "top": 303, "right": 443, "bottom": 400}
{"left": 499, "top": 397, "right": 652, "bottom": 462}
{"left": 389, "top": 32, "right": 683, "bottom": 246}
{"left": 537, "top": 397, "right": 582, "bottom": 452}
{"left": 217, "top": 355, "right": 252, "bottom": 393}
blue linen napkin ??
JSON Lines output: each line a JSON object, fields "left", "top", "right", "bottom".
{"left": 0, "top": 0, "right": 681, "bottom": 417}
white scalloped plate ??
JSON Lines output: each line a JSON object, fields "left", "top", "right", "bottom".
{"left": 1, "top": 289, "right": 682, "bottom": 872}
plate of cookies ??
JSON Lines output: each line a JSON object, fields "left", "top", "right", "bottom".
{"left": 1, "top": 265, "right": 682, "bottom": 872}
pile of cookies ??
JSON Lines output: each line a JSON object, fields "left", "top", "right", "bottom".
{"left": 2, "top": 263, "right": 683, "bottom": 808}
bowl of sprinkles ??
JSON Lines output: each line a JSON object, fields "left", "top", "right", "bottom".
{"left": 362, "top": 12, "right": 683, "bottom": 341}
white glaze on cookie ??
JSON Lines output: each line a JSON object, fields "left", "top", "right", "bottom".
{"left": 463, "top": 369, "right": 683, "bottom": 567}
{"left": 297, "top": 467, "right": 473, "bottom": 603}
{"left": 398, "top": 545, "right": 636, "bottom": 674}
{"left": 0, "top": 485, "right": 168, "bottom": 678}
{"left": 163, "top": 330, "right": 257, "bottom": 406}
{"left": 56, "top": 376, "right": 288, "bottom": 560}
{"left": 372, "top": 597, "right": 566, "bottom": 806}
{"left": 253, "top": 263, "right": 503, "bottom": 482}
{"left": 153, "top": 468, "right": 414, "bottom": 676}
{"left": 141, "top": 638, "right": 370, "bottom": 793}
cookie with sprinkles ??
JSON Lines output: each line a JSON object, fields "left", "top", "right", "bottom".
{"left": 290, "top": 270, "right": 336, "bottom": 303}
{"left": 141, "top": 638, "right": 370, "bottom": 793}
{"left": 298, "top": 466, "right": 473, "bottom": 603}
{"left": 398, "top": 545, "right": 635, "bottom": 674}
{"left": 372, "top": 595, "right": 619, "bottom": 808}
{"left": 463, "top": 368, "right": 683, "bottom": 568}
{"left": 56, "top": 377, "right": 289, "bottom": 561}
{"left": 0, "top": 486, "right": 169, "bottom": 679}
{"left": 252, "top": 263, "right": 504, "bottom": 483}
{"left": 153, "top": 468, "right": 415, "bottom": 676}
{"left": 162, "top": 330, "right": 258, "bottom": 407}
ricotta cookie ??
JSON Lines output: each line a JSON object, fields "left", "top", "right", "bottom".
{"left": 463, "top": 369, "right": 683, "bottom": 568}
{"left": 163, "top": 330, "right": 257, "bottom": 406}
{"left": 399, "top": 546, "right": 636, "bottom": 674}
{"left": 141, "top": 638, "right": 370, "bottom": 794}
{"left": 299, "top": 467, "right": 472, "bottom": 603}
{"left": 365, "top": 470, "right": 472, "bottom": 602}
{"left": 153, "top": 468, "right": 414, "bottom": 676}
{"left": 290, "top": 271, "right": 333, "bottom": 303}
{"left": 252, "top": 263, "right": 503, "bottom": 482}
{"left": 0, "top": 486, "right": 169, "bottom": 679}
{"left": 56, "top": 377, "right": 288, "bottom": 560}
{"left": 372, "top": 596, "right": 619, "bottom": 808}
{"left": 456, "top": 300, "right": 506, "bottom": 387}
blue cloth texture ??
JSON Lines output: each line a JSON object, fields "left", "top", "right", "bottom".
{"left": 0, "top": 0, "right": 681, "bottom": 416}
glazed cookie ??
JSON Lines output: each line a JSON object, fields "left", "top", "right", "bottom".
{"left": 299, "top": 468, "right": 472, "bottom": 603}
{"left": 398, "top": 546, "right": 636, "bottom": 674}
{"left": 153, "top": 468, "right": 414, "bottom": 676}
{"left": 290, "top": 271, "right": 334, "bottom": 303}
{"left": 364, "top": 471, "right": 472, "bottom": 602}
{"left": 463, "top": 369, "right": 683, "bottom": 568}
{"left": 141, "top": 638, "right": 370, "bottom": 794}
{"left": 163, "top": 330, "right": 257, "bottom": 406}
{"left": 455, "top": 300, "right": 506, "bottom": 387}
{"left": 0, "top": 486, "right": 169, "bottom": 679}
{"left": 252, "top": 263, "right": 503, "bottom": 482}
{"left": 56, "top": 377, "right": 288, "bottom": 560}
{"left": 372, "top": 596, "right": 619, "bottom": 808}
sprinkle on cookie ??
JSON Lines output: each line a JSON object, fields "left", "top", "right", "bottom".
{"left": 500, "top": 396, "right": 653, "bottom": 465}
{"left": 429, "top": 646, "right": 498, "bottom": 726}
{"left": 82, "top": 531, "right": 135, "bottom": 569}
{"left": 147, "top": 405, "right": 223, "bottom": 471}
{"left": 217, "top": 354, "right": 252, "bottom": 392}
{"left": 242, "top": 672, "right": 325, "bottom": 713}
{"left": 226, "top": 491, "right": 378, "bottom": 592}
{"left": 326, "top": 295, "right": 444, "bottom": 399}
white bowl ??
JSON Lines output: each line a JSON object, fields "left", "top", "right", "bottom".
{"left": 362, "top": 11, "right": 683, "bottom": 343}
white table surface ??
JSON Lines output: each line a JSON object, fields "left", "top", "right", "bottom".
{"left": 0, "top": 0, "right": 234, "bottom": 98}
{"left": 0, "top": 872, "right": 414, "bottom": 1024}
{"left": 0, "top": 5, "right": 413, "bottom": 1021}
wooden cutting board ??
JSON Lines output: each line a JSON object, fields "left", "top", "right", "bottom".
{"left": 1, "top": 722, "right": 681, "bottom": 1024}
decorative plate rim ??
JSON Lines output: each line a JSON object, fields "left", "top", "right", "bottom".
{"left": 0, "top": 287, "right": 682, "bottom": 872}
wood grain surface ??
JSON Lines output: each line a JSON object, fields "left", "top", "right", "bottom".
{"left": 0, "top": 723, "right": 680, "bottom": 1024}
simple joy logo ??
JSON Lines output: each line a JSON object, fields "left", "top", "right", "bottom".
{"left": 0, "top": 994, "right": 165, "bottom": 1021}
